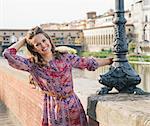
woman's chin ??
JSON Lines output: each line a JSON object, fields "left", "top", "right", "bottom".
{"left": 41, "top": 50, "right": 51, "bottom": 55}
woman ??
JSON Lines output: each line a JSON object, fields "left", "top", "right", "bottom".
{"left": 3, "top": 26, "right": 113, "bottom": 126}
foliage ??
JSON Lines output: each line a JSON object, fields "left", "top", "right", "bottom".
{"left": 128, "top": 41, "right": 136, "bottom": 53}
{"left": 80, "top": 50, "right": 113, "bottom": 58}
{"left": 80, "top": 50, "right": 150, "bottom": 62}
{"left": 127, "top": 54, "right": 150, "bottom": 62}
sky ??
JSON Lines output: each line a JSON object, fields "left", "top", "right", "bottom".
{"left": 0, "top": 0, "right": 134, "bottom": 29}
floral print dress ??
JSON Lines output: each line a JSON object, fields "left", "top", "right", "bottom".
{"left": 3, "top": 48, "right": 99, "bottom": 126}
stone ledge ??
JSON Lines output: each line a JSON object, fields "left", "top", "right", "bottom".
{"left": 87, "top": 93, "right": 150, "bottom": 126}
{"left": 0, "top": 59, "right": 43, "bottom": 126}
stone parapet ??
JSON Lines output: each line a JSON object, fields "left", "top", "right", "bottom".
{"left": 0, "top": 59, "right": 43, "bottom": 126}
{"left": 87, "top": 93, "right": 150, "bottom": 126}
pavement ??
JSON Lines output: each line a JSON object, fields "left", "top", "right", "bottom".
{"left": 0, "top": 102, "right": 21, "bottom": 126}
{"left": 73, "top": 76, "right": 101, "bottom": 112}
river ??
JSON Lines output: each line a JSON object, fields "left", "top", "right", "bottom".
{"left": 73, "top": 62, "right": 150, "bottom": 92}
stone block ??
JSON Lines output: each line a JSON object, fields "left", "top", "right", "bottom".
{"left": 87, "top": 93, "right": 150, "bottom": 126}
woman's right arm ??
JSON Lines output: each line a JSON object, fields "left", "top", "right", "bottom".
{"left": 3, "top": 37, "right": 32, "bottom": 72}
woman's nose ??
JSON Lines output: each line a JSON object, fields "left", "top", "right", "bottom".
{"left": 41, "top": 42, "right": 46, "bottom": 47}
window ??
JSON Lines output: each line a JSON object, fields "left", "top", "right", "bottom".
{"left": 128, "top": 28, "right": 131, "bottom": 32}
{"left": 144, "top": 0, "right": 150, "bottom": 5}
{"left": 53, "top": 33, "right": 55, "bottom": 36}
{"left": 145, "top": 15, "right": 148, "bottom": 22}
{"left": 129, "top": 13, "right": 131, "bottom": 18}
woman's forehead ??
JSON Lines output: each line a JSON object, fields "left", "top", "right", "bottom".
{"left": 31, "top": 33, "right": 46, "bottom": 43}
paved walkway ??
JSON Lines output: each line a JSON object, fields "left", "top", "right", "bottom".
{"left": 73, "top": 76, "right": 101, "bottom": 112}
{"left": 0, "top": 102, "right": 21, "bottom": 126}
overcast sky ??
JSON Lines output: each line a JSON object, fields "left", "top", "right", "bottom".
{"left": 0, "top": 0, "right": 134, "bottom": 29}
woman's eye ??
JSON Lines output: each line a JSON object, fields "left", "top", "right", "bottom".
{"left": 35, "top": 43, "right": 41, "bottom": 47}
{"left": 42, "top": 39, "right": 46, "bottom": 42}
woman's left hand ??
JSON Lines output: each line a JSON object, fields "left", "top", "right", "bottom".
{"left": 107, "top": 57, "right": 113, "bottom": 65}
{"left": 95, "top": 57, "right": 113, "bottom": 67}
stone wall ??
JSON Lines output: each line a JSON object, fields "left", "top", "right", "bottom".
{"left": 0, "top": 59, "right": 43, "bottom": 126}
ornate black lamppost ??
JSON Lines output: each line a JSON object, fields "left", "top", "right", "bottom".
{"left": 98, "top": 0, "right": 144, "bottom": 95}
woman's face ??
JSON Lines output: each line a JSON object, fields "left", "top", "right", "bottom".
{"left": 30, "top": 33, "right": 52, "bottom": 56}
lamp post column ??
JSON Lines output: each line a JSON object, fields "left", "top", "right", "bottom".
{"left": 98, "top": 0, "right": 144, "bottom": 95}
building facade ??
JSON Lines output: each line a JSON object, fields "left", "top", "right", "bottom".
{"left": 83, "top": 11, "right": 134, "bottom": 52}
{"left": 131, "top": 0, "right": 150, "bottom": 54}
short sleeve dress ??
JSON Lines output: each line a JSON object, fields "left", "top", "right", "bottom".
{"left": 3, "top": 48, "right": 99, "bottom": 126}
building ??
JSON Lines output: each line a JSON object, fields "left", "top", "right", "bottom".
{"left": 83, "top": 10, "right": 134, "bottom": 52}
{"left": 131, "top": 0, "right": 150, "bottom": 54}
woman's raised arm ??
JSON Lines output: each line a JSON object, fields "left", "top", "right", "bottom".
{"left": 3, "top": 37, "right": 32, "bottom": 72}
